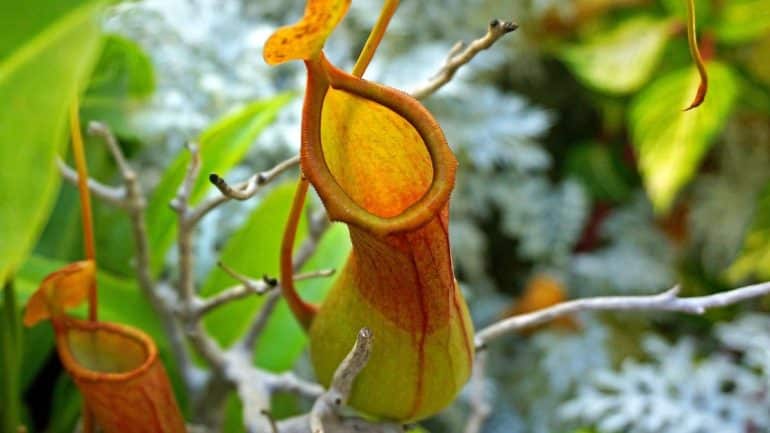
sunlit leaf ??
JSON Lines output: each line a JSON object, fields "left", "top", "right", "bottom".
{"left": 629, "top": 62, "right": 738, "bottom": 212}
{"left": 728, "top": 181, "right": 770, "bottom": 282}
{"left": 714, "top": 0, "right": 770, "bottom": 44}
{"left": 0, "top": 0, "right": 103, "bottom": 284}
{"left": 559, "top": 16, "right": 674, "bottom": 94}
{"left": 146, "top": 93, "right": 293, "bottom": 274}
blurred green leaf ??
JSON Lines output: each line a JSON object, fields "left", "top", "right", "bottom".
{"left": 146, "top": 93, "right": 294, "bottom": 274}
{"left": 19, "top": 325, "right": 54, "bottom": 392}
{"left": 629, "top": 62, "right": 738, "bottom": 212}
{"left": 559, "top": 16, "right": 674, "bottom": 94}
{"left": 201, "top": 182, "right": 350, "bottom": 371}
{"left": 744, "top": 33, "right": 770, "bottom": 86}
{"left": 1, "top": 281, "right": 22, "bottom": 433}
{"left": 81, "top": 33, "right": 155, "bottom": 138}
{"left": 0, "top": 0, "right": 103, "bottom": 284}
{"left": 566, "top": 141, "right": 633, "bottom": 203}
{"left": 714, "top": 0, "right": 770, "bottom": 44}
{"left": 660, "top": 0, "right": 712, "bottom": 25}
{"left": 46, "top": 374, "right": 82, "bottom": 433}
{"left": 728, "top": 181, "right": 770, "bottom": 282}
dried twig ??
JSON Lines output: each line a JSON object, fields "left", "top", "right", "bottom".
{"left": 58, "top": 159, "right": 126, "bottom": 208}
{"left": 189, "top": 155, "right": 300, "bottom": 225}
{"left": 410, "top": 19, "right": 519, "bottom": 100}
{"left": 67, "top": 123, "right": 198, "bottom": 391}
{"left": 475, "top": 282, "right": 770, "bottom": 349}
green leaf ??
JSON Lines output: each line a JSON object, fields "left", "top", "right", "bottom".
{"left": 661, "top": 0, "right": 712, "bottom": 24}
{"left": 146, "top": 93, "right": 294, "bottom": 274}
{"left": 559, "top": 16, "right": 674, "bottom": 94}
{"left": 81, "top": 33, "right": 155, "bottom": 138}
{"left": 1, "top": 281, "right": 22, "bottom": 433}
{"left": 629, "top": 62, "right": 738, "bottom": 212}
{"left": 728, "top": 181, "right": 770, "bottom": 282}
{"left": 714, "top": 0, "right": 770, "bottom": 44}
{"left": 565, "top": 141, "right": 633, "bottom": 203}
{"left": 255, "top": 221, "right": 349, "bottom": 370}
{"left": 0, "top": 0, "right": 104, "bottom": 284}
{"left": 201, "top": 182, "right": 351, "bottom": 371}
{"left": 46, "top": 373, "right": 82, "bottom": 433}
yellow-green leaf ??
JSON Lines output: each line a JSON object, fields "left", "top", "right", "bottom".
{"left": 728, "top": 181, "right": 770, "bottom": 282}
{"left": 714, "top": 0, "right": 770, "bottom": 44}
{"left": 629, "top": 62, "right": 738, "bottom": 212}
{"left": 201, "top": 181, "right": 350, "bottom": 371}
{"left": 0, "top": 0, "right": 103, "bottom": 284}
{"left": 559, "top": 16, "right": 674, "bottom": 94}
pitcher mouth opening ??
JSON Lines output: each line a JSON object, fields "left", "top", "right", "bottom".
{"left": 301, "top": 55, "right": 457, "bottom": 237}
{"left": 56, "top": 319, "right": 157, "bottom": 382}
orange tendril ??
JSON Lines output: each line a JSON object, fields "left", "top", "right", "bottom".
{"left": 351, "top": 0, "right": 400, "bottom": 77}
{"left": 279, "top": 178, "right": 318, "bottom": 329}
{"left": 684, "top": 0, "right": 707, "bottom": 111}
{"left": 69, "top": 100, "right": 98, "bottom": 322}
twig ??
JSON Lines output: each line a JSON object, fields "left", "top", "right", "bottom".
{"left": 85, "top": 122, "right": 196, "bottom": 392}
{"left": 463, "top": 351, "right": 491, "bottom": 433}
{"left": 209, "top": 155, "right": 300, "bottom": 201}
{"left": 239, "top": 290, "right": 282, "bottom": 350}
{"left": 475, "top": 282, "right": 770, "bottom": 349}
{"left": 172, "top": 143, "right": 226, "bottom": 370}
{"left": 188, "top": 155, "right": 300, "bottom": 225}
{"left": 199, "top": 263, "right": 335, "bottom": 317}
{"left": 310, "top": 328, "right": 380, "bottom": 433}
{"left": 58, "top": 159, "right": 126, "bottom": 208}
{"left": 410, "top": 19, "right": 519, "bottom": 100}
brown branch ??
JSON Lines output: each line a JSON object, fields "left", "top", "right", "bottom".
{"left": 410, "top": 19, "right": 519, "bottom": 100}
{"left": 188, "top": 155, "right": 300, "bottom": 225}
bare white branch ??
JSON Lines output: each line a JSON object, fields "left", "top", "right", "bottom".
{"left": 189, "top": 154, "right": 300, "bottom": 225}
{"left": 410, "top": 19, "right": 519, "bottom": 100}
{"left": 475, "top": 282, "right": 770, "bottom": 349}
{"left": 58, "top": 159, "right": 126, "bottom": 208}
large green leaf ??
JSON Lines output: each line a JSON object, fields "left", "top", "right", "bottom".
{"left": 201, "top": 182, "right": 351, "bottom": 371}
{"left": 714, "top": 0, "right": 770, "bottom": 44}
{"left": 559, "top": 16, "right": 674, "bottom": 94}
{"left": 629, "top": 62, "right": 738, "bottom": 212}
{"left": 0, "top": 0, "right": 104, "bottom": 284}
{"left": 81, "top": 33, "right": 155, "bottom": 138}
{"left": 146, "top": 93, "right": 294, "bottom": 274}
{"left": 728, "top": 181, "right": 770, "bottom": 282}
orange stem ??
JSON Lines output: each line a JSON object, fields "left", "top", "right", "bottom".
{"left": 280, "top": 177, "right": 318, "bottom": 329}
{"left": 69, "top": 100, "right": 98, "bottom": 322}
{"left": 351, "top": 0, "right": 399, "bottom": 78}
{"left": 684, "top": 0, "right": 707, "bottom": 110}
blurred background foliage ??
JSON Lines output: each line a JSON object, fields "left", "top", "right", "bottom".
{"left": 2, "top": 0, "right": 770, "bottom": 432}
